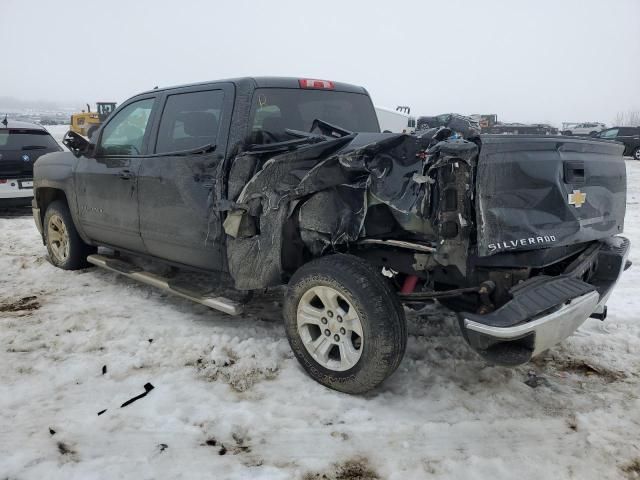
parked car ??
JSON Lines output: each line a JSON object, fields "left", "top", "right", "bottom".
{"left": 593, "top": 126, "right": 640, "bottom": 160}
{"left": 31, "top": 77, "right": 630, "bottom": 394}
{"left": 0, "top": 118, "right": 62, "bottom": 207}
{"left": 562, "top": 122, "right": 606, "bottom": 136}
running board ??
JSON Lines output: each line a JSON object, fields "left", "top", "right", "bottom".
{"left": 87, "top": 254, "right": 244, "bottom": 316}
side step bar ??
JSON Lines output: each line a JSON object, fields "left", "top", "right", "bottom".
{"left": 87, "top": 254, "right": 244, "bottom": 316}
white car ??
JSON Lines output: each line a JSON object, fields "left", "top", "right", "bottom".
{"left": 562, "top": 122, "right": 606, "bottom": 136}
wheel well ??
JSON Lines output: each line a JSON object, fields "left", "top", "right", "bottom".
{"left": 36, "top": 188, "right": 68, "bottom": 222}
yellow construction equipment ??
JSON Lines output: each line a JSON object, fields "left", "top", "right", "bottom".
{"left": 70, "top": 102, "right": 117, "bottom": 138}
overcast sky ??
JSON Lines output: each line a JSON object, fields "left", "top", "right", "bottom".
{"left": 1, "top": 0, "right": 639, "bottom": 125}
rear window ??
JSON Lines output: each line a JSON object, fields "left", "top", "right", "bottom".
{"left": 248, "top": 88, "right": 379, "bottom": 142}
{"left": 0, "top": 129, "right": 60, "bottom": 151}
{"left": 155, "top": 89, "right": 224, "bottom": 154}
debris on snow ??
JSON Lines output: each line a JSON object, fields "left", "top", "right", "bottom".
{"left": 303, "top": 457, "right": 380, "bottom": 480}
{"left": 120, "top": 383, "right": 154, "bottom": 408}
{"left": 0, "top": 295, "right": 39, "bottom": 313}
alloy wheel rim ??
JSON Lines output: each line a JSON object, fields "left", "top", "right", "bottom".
{"left": 635, "top": 149, "right": 640, "bottom": 160}
{"left": 296, "top": 285, "right": 364, "bottom": 372}
{"left": 47, "top": 214, "right": 70, "bottom": 263}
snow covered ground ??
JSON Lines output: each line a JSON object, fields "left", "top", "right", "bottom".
{"left": 1, "top": 145, "right": 639, "bottom": 479}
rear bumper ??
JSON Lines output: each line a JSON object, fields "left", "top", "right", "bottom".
{"left": 0, "top": 178, "right": 33, "bottom": 199}
{"left": 460, "top": 236, "right": 630, "bottom": 365}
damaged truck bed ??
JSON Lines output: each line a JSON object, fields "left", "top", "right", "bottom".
{"left": 33, "top": 77, "right": 630, "bottom": 393}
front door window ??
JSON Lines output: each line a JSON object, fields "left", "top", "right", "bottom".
{"left": 99, "top": 99, "right": 154, "bottom": 156}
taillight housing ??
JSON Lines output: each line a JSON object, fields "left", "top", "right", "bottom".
{"left": 298, "top": 78, "right": 335, "bottom": 89}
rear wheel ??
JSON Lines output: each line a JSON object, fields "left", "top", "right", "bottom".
{"left": 634, "top": 147, "right": 640, "bottom": 161}
{"left": 44, "top": 200, "right": 96, "bottom": 270}
{"left": 283, "top": 254, "right": 407, "bottom": 394}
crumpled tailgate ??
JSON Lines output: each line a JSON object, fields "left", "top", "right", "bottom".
{"left": 475, "top": 135, "right": 626, "bottom": 256}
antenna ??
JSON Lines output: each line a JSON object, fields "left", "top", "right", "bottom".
{"left": 1, "top": 114, "right": 7, "bottom": 127}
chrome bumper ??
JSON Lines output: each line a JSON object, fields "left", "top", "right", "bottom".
{"left": 460, "top": 236, "right": 630, "bottom": 365}
{"left": 464, "top": 291, "right": 599, "bottom": 357}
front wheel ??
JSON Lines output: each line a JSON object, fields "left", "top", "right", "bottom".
{"left": 634, "top": 147, "right": 640, "bottom": 161}
{"left": 283, "top": 254, "right": 407, "bottom": 394}
{"left": 44, "top": 200, "right": 96, "bottom": 270}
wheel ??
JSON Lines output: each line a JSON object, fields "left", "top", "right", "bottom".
{"left": 44, "top": 200, "right": 96, "bottom": 270}
{"left": 562, "top": 130, "right": 572, "bottom": 136}
{"left": 634, "top": 147, "right": 640, "bottom": 161}
{"left": 283, "top": 254, "right": 407, "bottom": 394}
{"left": 86, "top": 125, "right": 98, "bottom": 139}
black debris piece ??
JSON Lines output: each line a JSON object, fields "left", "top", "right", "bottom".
{"left": 205, "top": 438, "right": 217, "bottom": 446}
{"left": 158, "top": 443, "right": 168, "bottom": 452}
{"left": 120, "top": 382, "right": 155, "bottom": 408}
{"left": 97, "top": 409, "right": 107, "bottom": 416}
{"left": 102, "top": 365, "right": 107, "bottom": 375}
{"left": 218, "top": 444, "right": 227, "bottom": 455}
{"left": 49, "top": 428, "right": 56, "bottom": 436}
{"left": 148, "top": 339, "right": 153, "bottom": 343}
{"left": 524, "top": 370, "right": 549, "bottom": 388}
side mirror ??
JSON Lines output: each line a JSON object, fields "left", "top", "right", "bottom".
{"left": 63, "top": 130, "right": 95, "bottom": 157}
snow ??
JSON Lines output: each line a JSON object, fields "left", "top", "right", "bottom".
{"left": 1, "top": 154, "right": 640, "bottom": 479}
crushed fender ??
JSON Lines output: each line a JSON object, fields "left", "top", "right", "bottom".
{"left": 223, "top": 125, "right": 480, "bottom": 290}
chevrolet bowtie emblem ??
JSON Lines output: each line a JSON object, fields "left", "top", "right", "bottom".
{"left": 568, "top": 189, "right": 587, "bottom": 208}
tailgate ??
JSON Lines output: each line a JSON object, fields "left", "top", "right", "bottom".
{"left": 475, "top": 135, "right": 626, "bottom": 256}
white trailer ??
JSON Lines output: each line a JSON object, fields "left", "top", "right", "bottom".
{"left": 375, "top": 106, "right": 415, "bottom": 133}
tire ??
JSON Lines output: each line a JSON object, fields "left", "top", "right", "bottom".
{"left": 44, "top": 200, "right": 96, "bottom": 270}
{"left": 283, "top": 254, "right": 407, "bottom": 394}
{"left": 86, "top": 126, "right": 98, "bottom": 139}
{"left": 562, "top": 130, "right": 572, "bottom": 136}
{"left": 634, "top": 147, "right": 640, "bottom": 161}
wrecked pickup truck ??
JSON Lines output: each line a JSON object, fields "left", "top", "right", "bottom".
{"left": 32, "top": 77, "right": 630, "bottom": 394}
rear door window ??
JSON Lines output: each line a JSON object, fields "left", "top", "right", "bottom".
{"left": 155, "top": 89, "right": 224, "bottom": 154}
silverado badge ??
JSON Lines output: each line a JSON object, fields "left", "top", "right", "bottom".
{"left": 568, "top": 189, "right": 587, "bottom": 208}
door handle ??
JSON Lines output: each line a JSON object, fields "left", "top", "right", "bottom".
{"left": 563, "top": 161, "right": 585, "bottom": 185}
{"left": 119, "top": 170, "right": 133, "bottom": 180}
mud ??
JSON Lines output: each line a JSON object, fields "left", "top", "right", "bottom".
{"left": 303, "top": 457, "right": 380, "bottom": 480}
{"left": 0, "top": 295, "right": 40, "bottom": 313}
{"left": 621, "top": 458, "right": 640, "bottom": 479}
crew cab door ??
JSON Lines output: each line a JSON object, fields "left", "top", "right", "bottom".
{"left": 74, "top": 96, "right": 156, "bottom": 252}
{"left": 137, "top": 84, "right": 233, "bottom": 270}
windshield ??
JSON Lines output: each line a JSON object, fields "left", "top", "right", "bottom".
{"left": 0, "top": 129, "right": 60, "bottom": 151}
{"left": 248, "top": 88, "right": 379, "bottom": 143}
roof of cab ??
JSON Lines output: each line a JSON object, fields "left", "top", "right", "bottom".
{"left": 0, "top": 119, "right": 48, "bottom": 131}
{"left": 138, "top": 76, "right": 369, "bottom": 96}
